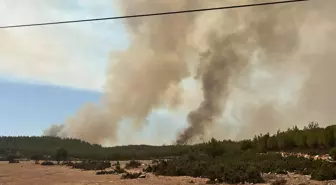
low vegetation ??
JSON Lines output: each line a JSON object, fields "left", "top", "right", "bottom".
{"left": 271, "top": 178, "right": 287, "bottom": 185}
{"left": 60, "top": 161, "right": 74, "bottom": 166}
{"left": 0, "top": 122, "right": 335, "bottom": 183}
{"left": 71, "top": 161, "right": 111, "bottom": 171}
{"left": 125, "top": 160, "right": 142, "bottom": 169}
{"left": 115, "top": 164, "right": 127, "bottom": 173}
{"left": 7, "top": 155, "right": 19, "bottom": 163}
{"left": 329, "top": 147, "right": 336, "bottom": 160}
{"left": 96, "top": 170, "right": 115, "bottom": 175}
{"left": 41, "top": 161, "right": 55, "bottom": 166}
{"left": 121, "top": 172, "right": 146, "bottom": 179}
{"left": 145, "top": 151, "right": 336, "bottom": 183}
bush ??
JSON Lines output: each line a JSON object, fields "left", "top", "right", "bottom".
{"left": 55, "top": 148, "right": 68, "bottom": 163}
{"left": 121, "top": 172, "right": 146, "bottom": 179}
{"left": 146, "top": 152, "right": 336, "bottom": 183}
{"left": 31, "top": 154, "right": 44, "bottom": 164}
{"left": 96, "top": 170, "right": 115, "bottom": 175}
{"left": 143, "top": 165, "right": 153, "bottom": 173}
{"left": 115, "top": 165, "right": 126, "bottom": 174}
{"left": 112, "top": 161, "right": 120, "bottom": 166}
{"left": 71, "top": 161, "right": 111, "bottom": 171}
{"left": 271, "top": 178, "right": 287, "bottom": 185}
{"left": 61, "top": 161, "right": 74, "bottom": 166}
{"left": 7, "top": 155, "right": 19, "bottom": 163}
{"left": 329, "top": 147, "right": 336, "bottom": 160}
{"left": 148, "top": 158, "right": 264, "bottom": 184}
{"left": 311, "top": 163, "right": 336, "bottom": 181}
{"left": 206, "top": 179, "right": 219, "bottom": 184}
{"left": 125, "top": 160, "right": 141, "bottom": 169}
{"left": 241, "top": 140, "right": 254, "bottom": 151}
{"left": 8, "top": 159, "right": 19, "bottom": 164}
{"left": 41, "top": 161, "right": 55, "bottom": 166}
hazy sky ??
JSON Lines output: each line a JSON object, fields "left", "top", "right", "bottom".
{"left": 0, "top": 0, "right": 127, "bottom": 90}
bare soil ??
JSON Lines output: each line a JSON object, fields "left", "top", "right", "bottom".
{"left": 0, "top": 161, "right": 335, "bottom": 185}
{"left": 0, "top": 161, "right": 208, "bottom": 185}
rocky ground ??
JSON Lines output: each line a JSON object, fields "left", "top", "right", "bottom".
{"left": 0, "top": 161, "right": 335, "bottom": 185}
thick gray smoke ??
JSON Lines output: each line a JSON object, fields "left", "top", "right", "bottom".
{"left": 44, "top": 0, "right": 336, "bottom": 145}
{"left": 176, "top": 0, "right": 307, "bottom": 144}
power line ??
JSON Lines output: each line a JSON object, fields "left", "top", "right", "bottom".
{"left": 0, "top": 0, "right": 308, "bottom": 29}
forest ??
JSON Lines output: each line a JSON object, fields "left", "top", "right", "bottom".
{"left": 0, "top": 122, "right": 335, "bottom": 161}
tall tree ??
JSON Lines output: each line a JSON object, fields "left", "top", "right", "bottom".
{"left": 55, "top": 148, "right": 68, "bottom": 163}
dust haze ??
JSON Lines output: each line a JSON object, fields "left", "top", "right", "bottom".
{"left": 44, "top": 0, "right": 336, "bottom": 145}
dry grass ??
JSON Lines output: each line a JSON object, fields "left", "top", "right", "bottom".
{"left": 1, "top": 161, "right": 336, "bottom": 185}
{"left": 0, "top": 161, "right": 208, "bottom": 185}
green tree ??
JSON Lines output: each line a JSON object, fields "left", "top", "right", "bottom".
{"left": 329, "top": 147, "right": 336, "bottom": 160}
{"left": 56, "top": 148, "right": 68, "bottom": 164}
{"left": 276, "top": 134, "right": 294, "bottom": 150}
{"left": 31, "top": 154, "right": 43, "bottom": 164}
{"left": 307, "top": 122, "right": 320, "bottom": 130}
{"left": 294, "top": 131, "right": 307, "bottom": 148}
{"left": 205, "top": 138, "right": 226, "bottom": 158}
{"left": 306, "top": 132, "right": 318, "bottom": 148}
{"left": 241, "top": 140, "right": 253, "bottom": 151}
{"left": 267, "top": 136, "right": 278, "bottom": 150}
{"left": 320, "top": 127, "right": 334, "bottom": 148}
{"left": 257, "top": 134, "right": 269, "bottom": 152}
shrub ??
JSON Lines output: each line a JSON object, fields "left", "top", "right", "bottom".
{"left": 125, "top": 160, "right": 141, "bottom": 169}
{"left": 41, "top": 161, "right": 55, "bottom": 166}
{"left": 148, "top": 158, "right": 264, "bottom": 184}
{"left": 271, "top": 178, "right": 287, "bottom": 185}
{"left": 112, "top": 161, "right": 120, "bottom": 166}
{"left": 241, "top": 140, "right": 254, "bottom": 151}
{"left": 121, "top": 172, "right": 146, "bottom": 179}
{"left": 31, "top": 154, "right": 44, "bottom": 164}
{"left": 143, "top": 165, "right": 152, "bottom": 173}
{"left": 206, "top": 179, "right": 219, "bottom": 184}
{"left": 55, "top": 148, "right": 68, "bottom": 163}
{"left": 147, "top": 152, "right": 336, "bottom": 183}
{"left": 61, "top": 161, "right": 74, "bottom": 166}
{"left": 329, "top": 147, "right": 336, "bottom": 160}
{"left": 311, "top": 163, "right": 336, "bottom": 181}
{"left": 115, "top": 165, "right": 126, "bottom": 174}
{"left": 71, "top": 161, "right": 111, "bottom": 171}
{"left": 96, "top": 170, "right": 115, "bottom": 175}
{"left": 8, "top": 159, "right": 19, "bottom": 164}
{"left": 7, "top": 155, "right": 19, "bottom": 163}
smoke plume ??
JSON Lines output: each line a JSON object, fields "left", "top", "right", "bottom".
{"left": 176, "top": 0, "right": 308, "bottom": 144}
{"left": 45, "top": 0, "right": 336, "bottom": 145}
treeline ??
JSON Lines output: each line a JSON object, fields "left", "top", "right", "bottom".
{"left": 0, "top": 123, "right": 335, "bottom": 161}
{"left": 243, "top": 122, "right": 336, "bottom": 154}
{"left": 0, "top": 136, "right": 189, "bottom": 160}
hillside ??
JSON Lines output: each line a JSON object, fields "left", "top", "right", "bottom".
{"left": 0, "top": 136, "right": 189, "bottom": 160}
{"left": 0, "top": 122, "right": 335, "bottom": 161}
